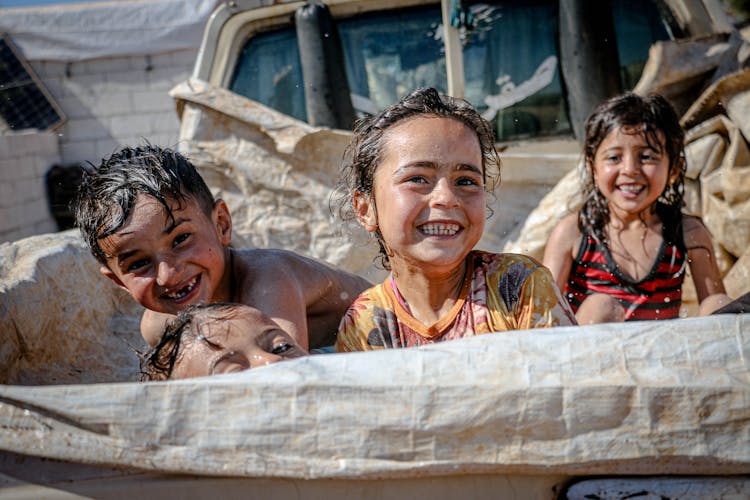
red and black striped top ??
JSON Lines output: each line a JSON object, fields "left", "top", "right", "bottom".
{"left": 564, "top": 232, "right": 686, "bottom": 321}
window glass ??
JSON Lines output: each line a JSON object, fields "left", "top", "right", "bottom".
{"left": 230, "top": 28, "right": 306, "bottom": 121}
{"left": 0, "top": 35, "right": 65, "bottom": 131}
{"left": 462, "top": 0, "right": 567, "bottom": 142}
{"left": 612, "top": 0, "right": 671, "bottom": 89}
{"left": 228, "top": 0, "right": 672, "bottom": 141}
{"left": 338, "top": 5, "right": 446, "bottom": 116}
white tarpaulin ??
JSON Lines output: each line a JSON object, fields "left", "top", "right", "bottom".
{"left": 0, "top": 0, "right": 219, "bottom": 61}
{"left": 1, "top": 232, "right": 749, "bottom": 479}
{"left": 0, "top": 314, "right": 749, "bottom": 478}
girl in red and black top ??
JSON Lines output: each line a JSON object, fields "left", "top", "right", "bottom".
{"left": 543, "top": 93, "right": 731, "bottom": 324}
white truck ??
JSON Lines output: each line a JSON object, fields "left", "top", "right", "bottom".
{"left": 1, "top": 1, "right": 749, "bottom": 498}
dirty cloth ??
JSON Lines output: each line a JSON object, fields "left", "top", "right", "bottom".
{"left": 1, "top": 313, "right": 749, "bottom": 478}
{"left": 335, "top": 251, "right": 575, "bottom": 352}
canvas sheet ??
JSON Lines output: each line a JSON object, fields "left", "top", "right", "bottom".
{"left": 0, "top": 314, "right": 749, "bottom": 478}
{"left": 0, "top": 0, "right": 219, "bottom": 61}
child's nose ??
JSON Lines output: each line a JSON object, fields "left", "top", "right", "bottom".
{"left": 622, "top": 155, "right": 641, "bottom": 174}
{"left": 430, "top": 179, "right": 459, "bottom": 207}
{"left": 156, "top": 258, "right": 181, "bottom": 287}
{"left": 251, "top": 351, "right": 283, "bottom": 368}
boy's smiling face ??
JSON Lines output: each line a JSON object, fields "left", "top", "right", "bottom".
{"left": 98, "top": 194, "right": 233, "bottom": 316}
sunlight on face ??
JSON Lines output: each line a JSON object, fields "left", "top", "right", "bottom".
{"left": 358, "top": 116, "right": 486, "bottom": 274}
{"left": 171, "top": 305, "right": 308, "bottom": 379}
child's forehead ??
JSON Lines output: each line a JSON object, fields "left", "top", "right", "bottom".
{"left": 603, "top": 124, "right": 665, "bottom": 145}
{"left": 195, "top": 307, "right": 275, "bottom": 340}
{"left": 381, "top": 116, "right": 481, "bottom": 157}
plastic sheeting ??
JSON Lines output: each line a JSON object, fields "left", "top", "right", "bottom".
{"left": 0, "top": 0, "right": 219, "bottom": 61}
{"left": 2, "top": 232, "right": 749, "bottom": 479}
{"left": 1, "top": 313, "right": 749, "bottom": 478}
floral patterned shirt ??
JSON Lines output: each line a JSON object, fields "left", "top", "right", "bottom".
{"left": 335, "top": 251, "right": 576, "bottom": 352}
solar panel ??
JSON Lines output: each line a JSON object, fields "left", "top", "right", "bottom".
{"left": 0, "top": 33, "right": 65, "bottom": 131}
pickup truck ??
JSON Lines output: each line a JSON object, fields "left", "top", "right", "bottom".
{"left": 1, "top": 1, "right": 748, "bottom": 498}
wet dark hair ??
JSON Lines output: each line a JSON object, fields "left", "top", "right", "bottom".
{"left": 334, "top": 87, "right": 501, "bottom": 268}
{"left": 140, "top": 302, "right": 239, "bottom": 381}
{"left": 580, "top": 93, "right": 686, "bottom": 247}
{"left": 74, "top": 144, "right": 216, "bottom": 265}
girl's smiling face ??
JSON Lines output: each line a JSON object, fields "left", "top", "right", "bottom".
{"left": 591, "top": 125, "right": 671, "bottom": 222}
{"left": 355, "top": 116, "right": 486, "bottom": 274}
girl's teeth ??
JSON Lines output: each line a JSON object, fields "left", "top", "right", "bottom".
{"left": 620, "top": 185, "right": 642, "bottom": 193}
{"left": 421, "top": 223, "right": 459, "bottom": 235}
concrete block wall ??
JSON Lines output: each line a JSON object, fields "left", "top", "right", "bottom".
{"left": 0, "top": 48, "right": 197, "bottom": 244}
{"left": 0, "top": 133, "right": 60, "bottom": 243}
{"left": 30, "top": 48, "right": 197, "bottom": 167}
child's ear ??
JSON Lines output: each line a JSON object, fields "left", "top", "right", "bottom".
{"left": 100, "top": 266, "right": 127, "bottom": 290}
{"left": 586, "top": 158, "right": 595, "bottom": 177}
{"left": 212, "top": 199, "right": 233, "bottom": 246}
{"left": 353, "top": 191, "right": 378, "bottom": 232}
{"left": 669, "top": 157, "right": 686, "bottom": 184}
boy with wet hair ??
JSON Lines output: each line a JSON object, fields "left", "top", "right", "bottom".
{"left": 75, "top": 144, "right": 370, "bottom": 349}
{"left": 141, "top": 302, "right": 308, "bottom": 381}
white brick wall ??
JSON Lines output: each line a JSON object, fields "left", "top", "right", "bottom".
{"left": 0, "top": 48, "right": 198, "bottom": 243}
{"left": 30, "top": 48, "right": 197, "bottom": 167}
{"left": 0, "top": 133, "right": 60, "bottom": 243}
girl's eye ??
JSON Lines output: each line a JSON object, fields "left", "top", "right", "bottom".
{"left": 271, "top": 343, "right": 293, "bottom": 355}
{"left": 406, "top": 176, "right": 428, "bottom": 184}
{"left": 457, "top": 176, "right": 480, "bottom": 187}
{"left": 127, "top": 258, "right": 150, "bottom": 273}
{"left": 173, "top": 233, "right": 191, "bottom": 247}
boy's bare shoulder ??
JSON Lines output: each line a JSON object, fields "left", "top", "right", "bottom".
{"left": 232, "top": 248, "right": 344, "bottom": 274}
{"left": 231, "top": 248, "right": 370, "bottom": 293}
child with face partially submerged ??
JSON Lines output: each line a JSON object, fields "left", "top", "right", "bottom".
{"left": 141, "top": 303, "right": 308, "bottom": 380}
{"left": 333, "top": 87, "right": 576, "bottom": 352}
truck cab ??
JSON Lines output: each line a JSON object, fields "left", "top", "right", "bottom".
{"left": 193, "top": 0, "right": 731, "bottom": 143}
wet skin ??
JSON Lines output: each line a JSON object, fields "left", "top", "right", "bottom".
{"left": 591, "top": 126, "right": 671, "bottom": 226}
{"left": 171, "top": 305, "right": 308, "bottom": 378}
{"left": 355, "top": 115, "right": 486, "bottom": 277}
{"left": 98, "top": 194, "right": 233, "bottom": 317}
{"left": 353, "top": 115, "right": 487, "bottom": 326}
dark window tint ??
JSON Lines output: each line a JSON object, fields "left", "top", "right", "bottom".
{"left": 0, "top": 35, "right": 64, "bottom": 131}
{"left": 462, "top": 0, "right": 568, "bottom": 141}
{"left": 228, "top": 0, "right": 673, "bottom": 141}
{"left": 612, "top": 0, "right": 672, "bottom": 90}
{"left": 229, "top": 27, "right": 306, "bottom": 121}
{"left": 338, "top": 5, "right": 446, "bottom": 116}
